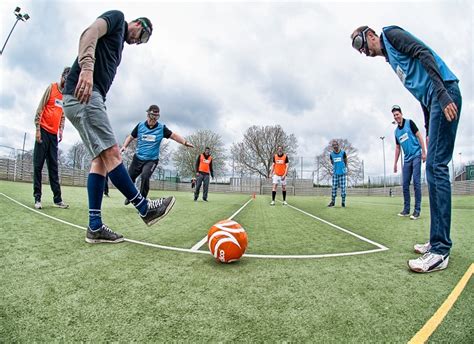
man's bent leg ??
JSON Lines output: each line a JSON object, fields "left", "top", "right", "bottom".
{"left": 140, "top": 160, "right": 158, "bottom": 199}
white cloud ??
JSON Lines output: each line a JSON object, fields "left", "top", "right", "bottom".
{"left": 0, "top": 0, "right": 472, "bottom": 179}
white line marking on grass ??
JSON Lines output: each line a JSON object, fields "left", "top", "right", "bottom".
{"left": 0, "top": 192, "right": 212, "bottom": 256}
{"left": 283, "top": 202, "right": 388, "bottom": 251}
{"left": 1, "top": 193, "right": 388, "bottom": 259}
{"left": 190, "top": 198, "right": 253, "bottom": 251}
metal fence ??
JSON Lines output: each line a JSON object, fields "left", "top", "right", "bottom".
{"left": 1, "top": 157, "right": 473, "bottom": 196}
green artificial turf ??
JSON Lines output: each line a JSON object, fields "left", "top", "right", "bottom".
{"left": 0, "top": 180, "right": 472, "bottom": 342}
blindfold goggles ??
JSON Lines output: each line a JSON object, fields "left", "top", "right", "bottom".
{"left": 352, "top": 27, "right": 370, "bottom": 56}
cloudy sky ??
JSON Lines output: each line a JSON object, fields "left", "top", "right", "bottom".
{"left": 0, "top": 0, "right": 472, "bottom": 180}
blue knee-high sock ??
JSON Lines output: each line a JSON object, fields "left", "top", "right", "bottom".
{"left": 88, "top": 173, "right": 105, "bottom": 231}
{"left": 108, "top": 163, "right": 148, "bottom": 215}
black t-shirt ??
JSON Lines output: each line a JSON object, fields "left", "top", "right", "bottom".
{"left": 64, "top": 10, "right": 127, "bottom": 99}
{"left": 130, "top": 122, "right": 172, "bottom": 138}
{"left": 395, "top": 118, "right": 419, "bottom": 145}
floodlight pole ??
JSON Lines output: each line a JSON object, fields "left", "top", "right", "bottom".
{"left": 380, "top": 136, "right": 386, "bottom": 194}
{"left": 0, "top": 8, "right": 30, "bottom": 56}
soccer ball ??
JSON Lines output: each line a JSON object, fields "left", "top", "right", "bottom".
{"left": 207, "top": 220, "right": 248, "bottom": 263}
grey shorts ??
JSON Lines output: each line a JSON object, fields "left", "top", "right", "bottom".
{"left": 63, "top": 91, "right": 117, "bottom": 159}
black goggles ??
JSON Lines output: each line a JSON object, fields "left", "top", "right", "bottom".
{"left": 352, "top": 27, "right": 370, "bottom": 55}
{"left": 147, "top": 111, "right": 160, "bottom": 120}
{"left": 137, "top": 19, "right": 152, "bottom": 44}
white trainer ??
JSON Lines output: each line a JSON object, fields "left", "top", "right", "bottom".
{"left": 408, "top": 252, "right": 449, "bottom": 273}
{"left": 414, "top": 242, "right": 431, "bottom": 254}
{"left": 270, "top": 201, "right": 275, "bottom": 206}
{"left": 34, "top": 201, "right": 42, "bottom": 209}
{"left": 282, "top": 201, "right": 288, "bottom": 205}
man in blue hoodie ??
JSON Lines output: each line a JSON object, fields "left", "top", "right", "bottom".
{"left": 351, "top": 25, "right": 461, "bottom": 273}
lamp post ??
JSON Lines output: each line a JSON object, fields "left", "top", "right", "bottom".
{"left": 0, "top": 7, "right": 30, "bottom": 56}
{"left": 380, "top": 136, "right": 386, "bottom": 193}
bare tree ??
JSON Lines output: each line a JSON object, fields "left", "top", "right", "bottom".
{"left": 66, "top": 142, "right": 91, "bottom": 170}
{"left": 315, "top": 139, "right": 362, "bottom": 186}
{"left": 231, "top": 125, "right": 298, "bottom": 178}
{"left": 173, "top": 129, "right": 226, "bottom": 178}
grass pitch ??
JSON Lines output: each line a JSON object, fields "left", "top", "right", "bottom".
{"left": 0, "top": 180, "right": 472, "bottom": 342}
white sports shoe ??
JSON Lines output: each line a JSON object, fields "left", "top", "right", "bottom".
{"left": 414, "top": 242, "right": 431, "bottom": 254}
{"left": 282, "top": 201, "right": 288, "bottom": 205}
{"left": 34, "top": 201, "right": 42, "bottom": 209}
{"left": 270, "top": 201, "right": 275, "bottom": 206}
{"left": 408, "top": 252, "right": 449, "bottom": 273}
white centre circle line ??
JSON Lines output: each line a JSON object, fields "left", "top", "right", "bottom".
{"left": 1, "top": 192, "right": 388, "bottom": 259}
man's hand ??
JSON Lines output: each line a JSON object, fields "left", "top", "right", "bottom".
{"left": 421, "top": 151, "right": 426, "bottom": 163}
{"left": 196, "top": 172, "right": 200, "bottom": 177}
{"left": 35, "top": 129, "right": 42, "bottom": 143}
{"left": 74, "top": 70, "right": 93, "bottom": 104}
{"left": 184, "top": 141, "right": 194, "bottom": 148}
{"left": 394, "top": 165, "right": 398, "bottom": 173}
{"left": 443, "top": 102, "right": 458, "bottom": 122}
{"left": 58, "top": 130, "right": 63, "bottom": 142}
{"left": 120, "top": 146, "right": 126, "bottom": 154}
{"left": 282, "top": 175, "right": 286, "bottom": 181}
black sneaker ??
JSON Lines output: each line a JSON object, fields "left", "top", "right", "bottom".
{"left": 85, "top": 224, "right": 124, "bottom": 244}
{"left": 328, "top": 201, "right": 335, "bottom": 207}
{"left": 410, "top": 211, "right": 420, "bottom": 220}
{"left": 141, "top": 196, "right": 176, "bottom": 226}
{"left": 342, "top": 202, "right": 346, "bottom": 208}
{"left": 124, "top": 198, "right": 130, "bottom": 206}
{"left": 398, "top": 210, "right": 410, "bottom": 217}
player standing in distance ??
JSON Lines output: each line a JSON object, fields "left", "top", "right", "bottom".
{"left": 270, "top": 146, "right": 289, "bottom": 206}
{"left": 351, "top": 25, "right": 461, "bottom": 272}
{"left": 328, "top": 140, "right": 348, "bottom": 208}
{"left": 63, "top": 10, "right": 176, "bottom": 244}
{"left": 194, "top": 147, "right": 214, "bottom": 202}
{"left": 392, "top": 105, "right": 426, "bottom": 220}
{"left": 121, "top": 104, "right": 193, "bottom": 205}
{"left": 33, "top": 67, "right": 71, "bottom": 210}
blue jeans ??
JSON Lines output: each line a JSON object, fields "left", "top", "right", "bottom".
{"left": 426, "top": 81, "right": 462, "bottom": 255}
{"left": 402, "top": 155, "right": 422, "bottom": 214}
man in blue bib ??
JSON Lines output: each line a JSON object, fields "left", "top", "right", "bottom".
{"left": 121, "top": 104, "right": 193, "bottom": 204}
{"left": 392, "top": 105, "right": 426, "bottom": 220}
{"left": 328, "top": 140, "right": 348, "bottom": 208}
{"left": 351, "top": 25, "right": 462, "bottom": 273}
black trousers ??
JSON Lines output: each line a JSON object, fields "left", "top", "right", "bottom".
{"left": 33, "top": 127, "right": 62, "bottom": 203}
{"left": 194, "top": 173, "right": 210, "bottom": 200}
{"left": 128, "top": 154, "right": 158, "bottom": 198}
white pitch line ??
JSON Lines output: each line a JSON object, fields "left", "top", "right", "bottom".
{"left": 190, "top": 198, "right": 253, "bottom": 251}
{"left": 283, "top": 202, "right": 388, "bottom": 250}
{"left": 1, "top": 193, "right": 388, "bottom": 259}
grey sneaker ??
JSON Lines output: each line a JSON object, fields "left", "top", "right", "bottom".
{"left": 54, "top": 201, "right": 69, "bottom": 209}
{"left": 398, "top": 210, "right": 410, "bottom": 217}
{"left": 141, "top": 196, "right": 176, "bottom": 226}
{"left": 85, "top": 224, "right": 124, "bottom": 244}
{"left": 34, "top": 201, "right": 42, "bottom": 209}
{"left": 410, "top": 212, "right": 420, "bottom": 220}
{"left": 408, "top": 252, "right": 449, "bottom": 273}
{"left": 414, "top": 242, "right": 431, "bottom": 254}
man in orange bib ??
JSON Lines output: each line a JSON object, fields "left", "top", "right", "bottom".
{"left": 33, "top": 67, "right": 70, "bottom": 210}
{"left": 270, "top": 146, "right": 289, "bottom": 206}
{"left": 194, "top": 147, "right": 214, "bottom": 202}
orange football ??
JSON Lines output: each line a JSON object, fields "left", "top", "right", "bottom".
{"left": 207, "top": 220, "right": 248, "bottom": 263}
